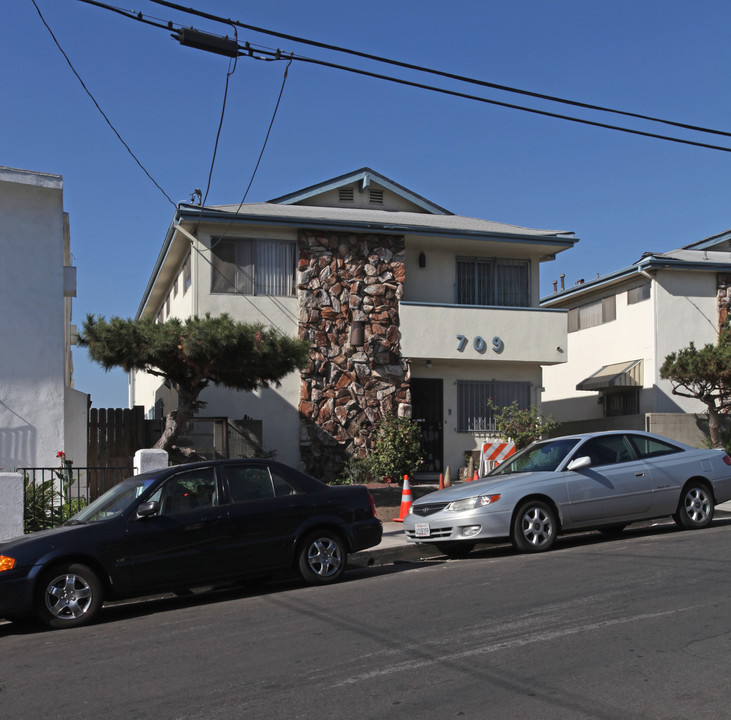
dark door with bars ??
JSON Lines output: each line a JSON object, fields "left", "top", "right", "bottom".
{"left": 411, "top": 378, "right": 444, "bottom": 474}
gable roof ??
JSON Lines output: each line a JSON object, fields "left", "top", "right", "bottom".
{"left": 268, "top": 167, "right": 452, "bottom": 215}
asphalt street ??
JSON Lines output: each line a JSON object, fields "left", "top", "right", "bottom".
{"left": 2, "top": 508, "right": 730, "bottom": 719}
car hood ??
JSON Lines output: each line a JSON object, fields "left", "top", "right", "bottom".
{"left": 412, "top": 471, "right": 560, "bottom": 505}
{"left": 0, "top": 522, "right": 102, "bottom": 561}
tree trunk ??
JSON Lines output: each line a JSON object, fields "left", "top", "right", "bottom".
{"left": 153, "top": 401, "right": 197, "bottom": 452}
{"left": 706, "top": 403, "right": 723, "bottom": 448}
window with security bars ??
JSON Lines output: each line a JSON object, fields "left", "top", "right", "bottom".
{"left": 456, "top": 258, "right": 529, "bottom": 307}
{"left": 211, "top": 238, "right": 296, "bottom": 296}
{"left": 457, "top": 380, "right": 531, "bottom": 433}
{"left": 604, "top": 390, "right": 639, "bottom": 417}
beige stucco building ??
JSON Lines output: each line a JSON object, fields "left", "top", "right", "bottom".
{"left": 133, "top": 169, "right": 576, "bottom": 479}
{"left": 541, "top": 230, "right": 731, "bottom": 443}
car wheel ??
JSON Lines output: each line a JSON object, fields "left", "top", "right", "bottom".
{"left": 35, "top": 563, "right": 103, "bottom": 629}
{"left": 598, "top": 523, "right": 627, "bottom": 537}
{"left": 511, "top": 500, "right": 557, "bottom": 553}
{"left": 435, "top": 542, "right": 476, "bottom": 559}
{"left": 297, "top": 531, "right": 346, "bottom": 585}
{"left": 673, "top": 482, "right": 714, "bottom": 530}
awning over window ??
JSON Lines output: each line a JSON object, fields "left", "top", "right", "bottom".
{"left": 576, "top": 359, "right": 643, "bottom": 392}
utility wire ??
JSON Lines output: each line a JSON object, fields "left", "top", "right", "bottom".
{"left": 146, "top": 0, "right": 731, "bottom": 141}
{"left": 32, "top": 0, "right": 177, "bottom": 206}
{"left": 286, "top": 51, "right": 731, "bottom": 154}
{"left": 202, "top": 26, "right": 238, "bottom": 207}
{"left": 76, "top": 0, "right": 731, "bottom": 154}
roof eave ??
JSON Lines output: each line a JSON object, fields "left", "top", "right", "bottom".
{"left": 176, "top": 206, "right": 577, "bottom": 249}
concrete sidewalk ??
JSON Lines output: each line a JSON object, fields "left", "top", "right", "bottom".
{"left": 350, "top": 500, "right": 731, "bottom": 568}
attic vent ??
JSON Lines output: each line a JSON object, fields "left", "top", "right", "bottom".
{"left": 339, "top": 187, "right": 354, "bottom": 202}
{"left": 369, "top": 190, "right": 384, "bottom": 205}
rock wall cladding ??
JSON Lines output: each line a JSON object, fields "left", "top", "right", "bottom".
{"left": 298, "top": 230, "right": 411, "bottom": 480}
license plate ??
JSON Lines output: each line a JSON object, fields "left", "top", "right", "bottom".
{"left": 414, "top": 522, "right": 430, "bottom": 537}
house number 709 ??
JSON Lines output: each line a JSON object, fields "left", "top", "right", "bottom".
{"left": 457, "top": 335, "right": 504, "bottom": 354}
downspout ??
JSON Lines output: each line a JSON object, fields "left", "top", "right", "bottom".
{"left": 639, "top": 268, "right": 658, "bottom": 427}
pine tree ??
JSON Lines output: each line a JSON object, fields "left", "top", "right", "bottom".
{"left": 78, "top": 313, "right": 310, "bottom": 455}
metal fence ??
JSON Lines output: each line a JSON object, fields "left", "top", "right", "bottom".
{"left": 18, "top": 465, "right": 134, "bottom": 533}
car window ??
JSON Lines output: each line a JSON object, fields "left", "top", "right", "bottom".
{"left": 154, "top": 468, "right": 217, "bottom": 515}
{"left": 270, "top": 469, "right": 299, "bottom": 497}
{"left": 490, "top": 437, "right": 580, "bottom": 475}
{"left": 223, "top": 466, "right": 276, "bottom": 503}
{"left": 575, "top": 435, "right": 635, "bottom": 467}
{"left": 627, "top": 434, "right": 682, "bottom": 459}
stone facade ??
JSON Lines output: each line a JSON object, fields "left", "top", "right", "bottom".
{"left": 297, "top": 230, "right": 411, "bottom": 480}
{"left": 718, "top": 274, "right": 731, "bottom": 327}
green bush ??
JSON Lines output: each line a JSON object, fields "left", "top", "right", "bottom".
{"left": 486, "top": 399, "right": 559, "bottom": 450}
{"left": 370, "top": 413, "right": 424, "bottom": 482}
{"left": 23, "top": 475, "right": 60, "bottom": 533}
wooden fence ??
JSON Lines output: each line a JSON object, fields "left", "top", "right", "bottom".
{"left": 88, "top": 406, "right": 153, "bottom": 469}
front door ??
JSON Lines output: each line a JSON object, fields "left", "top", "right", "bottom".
{"left": 411, "top": 378, "right": 444, "bottom": 473}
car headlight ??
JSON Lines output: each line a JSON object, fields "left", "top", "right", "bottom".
{"left": 446, "top": 494, "right": 501, "bottom": 512}
{"left": 0, "top": 555, "right": 16, "bottom": 572}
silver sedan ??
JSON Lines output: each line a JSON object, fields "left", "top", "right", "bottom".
{"left": 403, "top": 431, "right": 731, "bottom": 557}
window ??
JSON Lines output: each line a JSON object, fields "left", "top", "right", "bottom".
{"left": 568, "top": 296, "right": 616, "bottom": 332}
{"left": 457, "top": 380, "right": 531, "bottom": 433}
{"left": 222, "top": 465, "right": 297, "bottom": 502}
{"left": 627, "top": 283, "right": 651, "bottom": 305}
{"left": 154, "top": 468, "right": 217, "bottom": 515}
{"left": 628, "top": 434, "right": 682, "bottom": 459}
{"left": 604, "top": 390, "right": 639, "bottom": 417}
{"left": 182, "top": 254, "right": 191, "bottom": 293}
{"left": 456, "top": 258, "right": 529, "bottom": 307}
{"left": 211, "top": 238, "right": 295, "bottom": 296}
{"left": 576, "top": 435, "right": 635, "bottom": 467}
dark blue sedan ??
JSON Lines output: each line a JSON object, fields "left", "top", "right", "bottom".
{"left": 0, "top": 459, "right": 382, "bottom": 629}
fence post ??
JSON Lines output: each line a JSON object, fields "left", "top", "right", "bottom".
{"left": 134, "top": 449, "right": 168, "bottom": 475}
{"left": 0, "top": 472, "right": 24, "bottom": 541}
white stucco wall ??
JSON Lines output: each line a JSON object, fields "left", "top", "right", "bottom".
{"left": 133, "top": 218, "right": 567, "bottom": 473}
{"left": 653, "top": 270, "right": 718, "bottom": 412}
{"left": 0, "top": 473, "right": 23, "bottom": 541}
{"left": 542, "top": 269, "right": 720, "bottom": 421}
{"left": 0, "top": 168, "right": 86, "bottom": 470}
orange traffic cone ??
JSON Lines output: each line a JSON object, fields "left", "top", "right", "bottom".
{"left": 393, "top": 474, "right": 413, "bottom": 522}
{"left": 438, "top": 473, "right": 444, "bottom": 490}
{"left": 473, "top": 469, "right": 479, "bottom": 482}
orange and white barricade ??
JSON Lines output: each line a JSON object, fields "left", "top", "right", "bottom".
{"left": 478, "top": 441, "right": 515, "bottom": 477}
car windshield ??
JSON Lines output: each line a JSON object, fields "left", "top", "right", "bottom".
{"left": 67, "top": 477, "right": 156, "bottom": 524}
{"left": 489, "top": 437, "right": 581, "bottom": 475}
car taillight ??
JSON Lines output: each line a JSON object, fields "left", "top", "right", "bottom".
{"left": 368, "top": 493, "right": 377, "bottom": 518}
{"left": 723, "top": 454, "right": 731, "bottom": 466}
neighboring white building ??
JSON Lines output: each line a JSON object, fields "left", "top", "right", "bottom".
{"left": 133, "top": 168, "right": 576, "bottom": 479}
{"left": 541, "top": 230, "right": 731, "bottom": 442}
{"left": 0, "top": 167, "right": 88, "bottom": 471}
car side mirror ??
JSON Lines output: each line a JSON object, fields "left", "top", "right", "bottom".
{"left": 567, "top": 456, "right": 592, "bottom": 471}
{"left": 137, "top": 500, "right": 160, "bottom": 518}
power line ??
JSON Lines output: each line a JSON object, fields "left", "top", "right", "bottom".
{"left": 76, "top": 0, "right": 731, "bottom": 154}
{"left": 32, "top": 0, "right": 177, "bottom": 206}
{"left": 145, "top": 0, "right": 731, "bottom": 141}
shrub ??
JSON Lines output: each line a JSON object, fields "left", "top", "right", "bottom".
{"left": 486, "top": 399, "right": 559, "bottom": 450}
{"left": 370, "top": 413, "right": 424, "bottom": 482}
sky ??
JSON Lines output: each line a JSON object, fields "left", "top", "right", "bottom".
{"left": 4, "top": 0, "right": 731, "bottom": 409}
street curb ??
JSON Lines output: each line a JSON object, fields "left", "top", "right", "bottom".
{"left": 349, "top": 542, "right": 444, "bottom": 568}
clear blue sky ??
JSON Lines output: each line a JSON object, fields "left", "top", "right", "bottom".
{"left": 5, "top": 0, "right": 731, "bottom": 408}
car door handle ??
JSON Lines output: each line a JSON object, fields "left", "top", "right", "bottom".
{"left": 635, "top": 472, "right": 646, "bottom": 477}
